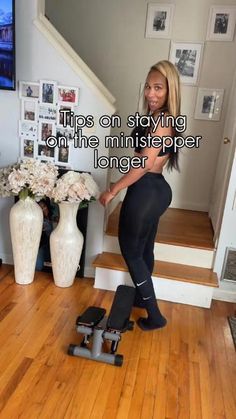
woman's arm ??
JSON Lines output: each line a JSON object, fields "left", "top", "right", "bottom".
{"left": 99, "top": 124, "right": 172, "bottom": 206}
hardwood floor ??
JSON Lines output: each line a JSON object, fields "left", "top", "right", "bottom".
{"left": 107, "top": 204, "right": 215, "bottom": 250}
{"left": 0, "top": 266, "right": 235, "bottom": 419}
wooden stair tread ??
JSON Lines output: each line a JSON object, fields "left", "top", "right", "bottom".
{"left": 106, "top": 203, "right": 215, "bottom": 250}
{"left": 0, "top": 264, "right": 13, "bottom": 280}
{"left": 93, "top": 252, "right": 218, "bottom": 288}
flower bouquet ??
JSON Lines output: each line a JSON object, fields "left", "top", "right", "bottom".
{"left": 8, "top": 159, "right": 58, "bottom": 200}
{"left": 50, "top": 170, "right": 100, "bottom": 206}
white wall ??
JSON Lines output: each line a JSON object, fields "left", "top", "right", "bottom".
{"left": 213, "top": 148, "right": 236, "bottom": 299}
{"left": 0, "top": 0, "right": 115, "bottom": 275}
{"left": 215, "top": 148, "right": 236, "bottom": 266}
{"left": 46, "top": 0, "right": 236, "bottom": 211}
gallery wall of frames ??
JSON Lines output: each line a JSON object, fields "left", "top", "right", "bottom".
{"left": 19, "top": 80, "right": 79, "bottom": 167}
{"left": 144, "top": 3, "right": 236, "bottom": 121}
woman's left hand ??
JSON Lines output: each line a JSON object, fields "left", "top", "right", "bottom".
{"left": 99, "top": 190, "right": 115, "bottom": 207}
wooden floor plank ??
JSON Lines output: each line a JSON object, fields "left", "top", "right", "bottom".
{"left": 0, "top": 264, "right": 13, "bottom": 280}
{"left": 0, "top": 274, "right": 235, "bottom": 419}
{"left": 106, "top": 204, "right": 215, "bottom": 250}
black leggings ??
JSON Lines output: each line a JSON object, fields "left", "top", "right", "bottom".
{"left": 118, "top": 172, "right": 172, "bottom": 319}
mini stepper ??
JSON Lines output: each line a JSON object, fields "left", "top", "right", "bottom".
{"left": 68, "top": 285, "right": 135, "bottom": 366}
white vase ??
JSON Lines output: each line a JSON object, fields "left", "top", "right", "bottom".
{"left": 9, "top": 197, "right": 43, "bottom": 285}
{"left": 50, "top": 202, "right": 84, "bottom": 288}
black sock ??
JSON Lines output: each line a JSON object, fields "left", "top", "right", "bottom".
{"left": 137, "top": 316, "right": 167, "bottom": 331}
{"left": 133, "top": 290, "right": 146, "bottom": 308}
{"left": 137, "top": 299, "right": 167, "bottom": 331}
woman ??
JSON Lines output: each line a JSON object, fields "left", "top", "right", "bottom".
{"left": 99, "top": 60, "right": 181, "bottom": 331}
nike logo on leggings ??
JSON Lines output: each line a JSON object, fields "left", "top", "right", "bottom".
{"left": 143, "top": 296, "right": 152, "bottom": 301}
{"left": 136, "top": 280, "right": 147, "bottom": 287}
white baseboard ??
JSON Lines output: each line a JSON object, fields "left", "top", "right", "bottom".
{"left": 103, "top": 236, "right": 215, "bottom": 268}
{"left": 213, "top": 285, "right": 236, "bottom": 303}
{"left": 0, "top": 253, "right": 13, "bottom": 265}
{"left": 94, "top": 267, "right": 213, "bottom": 308}
{"left": 84, "top": 266, "right": 95, "bottom": 278}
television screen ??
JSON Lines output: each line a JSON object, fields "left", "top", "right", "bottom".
{"left": 0, "top": 0, "right": 15, "bottom": 90}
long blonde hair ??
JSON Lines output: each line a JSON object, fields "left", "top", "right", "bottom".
{"left": 142, "top": 60, "right": 181, "bottom": 171}
{"left": 143, "top": 60, "right": 181, "bottom": 118}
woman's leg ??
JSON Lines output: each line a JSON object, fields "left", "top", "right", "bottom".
{"left": 118, "top": 174, "right": 172, "bottom": 330}
{"left": 133, "top": 221, "right": 158, "bottom": 308}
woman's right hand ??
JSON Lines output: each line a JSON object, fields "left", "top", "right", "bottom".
{"left": 99, "top": 190, "right": 115, "bottom": 207}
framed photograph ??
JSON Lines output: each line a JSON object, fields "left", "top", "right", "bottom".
{"left": 39, "top": 80, "right": 57, "bottom": 105}
{"left": 145, "top": 3, "right": 175, "bottom": 39}
{"left": 38, "top": 104, "right": 57, "bottom": 122}
{"left": 58, "top": 85, "right": 79, "bottom": 105}
{"left": 19, "top": 81, "right": 39, "bottom": 100}
{"left": 56, "top": 126, "right": 74, "bottom": 145}
{"left": 57, "top": 104, "right": 74, "bottom": 127}
{"left": 194, "top": 88, "right": 224, "bottom": 121}
{"left": 21, "top": 99, "right": 38, "bottom": 122}
{"left": 206, "top": 6, "right": 236, "bottom": 41}
{"left": 19, "top": 121, "right": 38, "bottom": 139}
{"left": 38, "top": 121, "right": 56, "bottom": 142}
{"left": 55, "top": 144, "right": 71, "bottom": 166}
{"left": 37, "top": 141, "right": 55, "bottom": 161}
{"left": 169, "top": 42, "right": 203, "bottom": 85}
{"left": 20, "top": 138, "right": 36, "bottom": 159}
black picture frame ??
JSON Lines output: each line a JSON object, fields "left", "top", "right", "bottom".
{"left": 0, "top": 0, "right": 16, "bottom": 90}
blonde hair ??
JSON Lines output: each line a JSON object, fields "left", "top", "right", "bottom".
{"left": 143, "top": 60, "right": 181, "bottom": 117}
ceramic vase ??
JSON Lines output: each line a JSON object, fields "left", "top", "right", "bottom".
{"left": 9, "top": 197, "right": 43, "bottom": 285}
{"left": 50, "top": 202, "right": 84, "bottom": 287}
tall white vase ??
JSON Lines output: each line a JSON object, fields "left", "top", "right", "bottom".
{"left": 50, "top": 202, "right": 84, "bottom": 288}
{"left": 9, "top": 197, "right": 43, "bottom": 285}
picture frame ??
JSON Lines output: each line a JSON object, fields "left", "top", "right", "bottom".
{"left": 19, "top": 121, "right": 38, "bottom": 139}
{"left": 20, "top": 138, "right": 36, "bottom": 159}
{"left": 19, "top": 81, "right": 40, "bottom": 100}
{"left": 21, "top": 99, "right": 38, "bottom": 122}
{"left": 57, "top": 104, "right": 74, "bottom": 127}
{"left": 56, "top": 126, "right": 74, "bottom": 145}
{"left": 194, "top": 88, "right": 224, "bottom": 121}
{"left": 58, "top": 85, "right": 79, "bottom": 105}
{"left": 206, "top": 6, "right": 236, "bottom": 41}
{"left": 55, "top": 143, "right": 71, "bottom": 167}
{"left": 38, "top": 104, "right": 57, "bottom": 122}
{"left": 169, "top": 42, "right": 203, "bottom": 85}
{"left": 145, "top": 3, "right": 175, "bottom": 39}
{"left": 37, "top": 141, "right": 55, "bottom": 161}
{"left": 39, "top": 80, "right": 57, "bottom": 105}
{"left": 38, "top": 121, "right": 56, "bottom": 142}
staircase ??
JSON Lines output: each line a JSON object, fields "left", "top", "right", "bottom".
{"left": 93, "top": 203, "right": 219, "bottom": 308}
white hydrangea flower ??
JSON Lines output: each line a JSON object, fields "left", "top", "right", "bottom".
{"left": 7, "top": 159, "right": 58, "bottom": 199}
{"left": 0, "top": 164, "right": 18, "bottom": 197}
{"left": 51, "top": 170, "right": 100, "bottom": 205}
